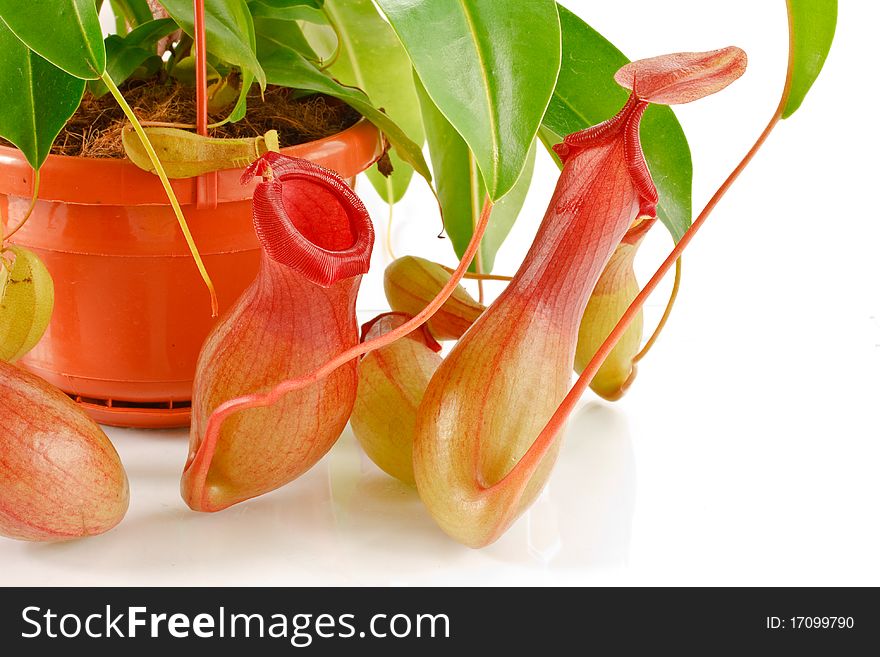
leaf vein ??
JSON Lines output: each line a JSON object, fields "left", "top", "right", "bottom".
{"left": 457, "top": 0, "right": 499, "bottom": 193}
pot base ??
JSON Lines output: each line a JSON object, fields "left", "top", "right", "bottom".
{"left": 68, "top": 393, "right": 191, "bottom": 429}
{"left": 19, "top": 361, "right": 194, "bottom": 429}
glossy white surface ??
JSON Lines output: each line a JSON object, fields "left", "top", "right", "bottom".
{"left": 1, "top": 1, "right": 877, "bottom": 585}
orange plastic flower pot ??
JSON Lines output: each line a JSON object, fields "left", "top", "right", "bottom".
{"left": 0, "top": 119, "right": 382, "bottom": 429}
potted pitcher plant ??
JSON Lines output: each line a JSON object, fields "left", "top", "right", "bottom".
{"left": 0, "top": 0, "right": 835, "bottom": 548}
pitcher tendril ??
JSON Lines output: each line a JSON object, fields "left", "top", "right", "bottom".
{"left": 441, "top": 267, "right": 513, "bottom": 282}
{"left": 633, "top": 256, "right": 682, "bottom": 364}
{"left": 101, "top": 71, "right": 219, "bottom": 316}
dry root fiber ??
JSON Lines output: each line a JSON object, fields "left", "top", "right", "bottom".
{"left": 1, "top": 82, "right": 360, "bottom": 159}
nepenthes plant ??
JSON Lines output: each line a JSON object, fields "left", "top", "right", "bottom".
{"left": 0, "top": 1, "right": 836, "bottom": 545}
{"left": 182, "top": 1, "right": 836, "bottom": 548}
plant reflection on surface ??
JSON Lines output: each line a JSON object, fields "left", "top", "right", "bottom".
{"left": 9, "top": 404, "right": 634, "bottom": 584}
{"left": 330, "top": 401, "right": 635, "bottom": 572}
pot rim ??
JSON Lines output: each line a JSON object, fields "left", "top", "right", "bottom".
{"left": 0, "top": 118, "right": 383, "bottom": 207}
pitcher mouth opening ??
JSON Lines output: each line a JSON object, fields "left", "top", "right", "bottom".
{"left": 246, "top": 153, "right": 375, "bottom": 287}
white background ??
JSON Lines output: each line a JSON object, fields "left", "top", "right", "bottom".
{"left": 2, "top": 1, "right": 877, "bottom": 586}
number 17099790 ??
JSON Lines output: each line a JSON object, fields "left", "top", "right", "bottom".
{"left": 766, "top": 617, "right": 855, "bottom": 630}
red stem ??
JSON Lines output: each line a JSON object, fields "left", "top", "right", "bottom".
{"left": 193, "top": 0, "right": 208, "bottom": 136}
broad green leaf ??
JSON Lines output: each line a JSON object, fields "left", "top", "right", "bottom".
{"left": 299, "top": 13, "right": 337, "bottom": 63}
{"left": 158, "top": 0, "right": 265, "bottom": 88}
{"left": 324, "top": 0, "right": 424, "bottom": 204}
{"left": 416, "top": 74, "right": 534, "bottom": 273}
{"left": 0, "top": 0, "right": 105, "bottom": 79}
{"left": 253, "top": 16, "right": 320, "bottom": 63}
{"left": 782, "top": 0, "right": 837, "bottom": 118}
{"left": 541, "top": 5, "right": 692, "bottom": 242}
{"left": 248, "top": 1, "right": 323, "bottom": 22}
{"left": 256, "top": 43, "right": 431, "bottom": 186}
{"left": 0, "top": 22, "right": 85, "bottom": 169}
{"left": 251, "top": 0, "right": 323, "bottom": 9}
{"left": 121, "top": 17, "right": 181, "bottom": 50}
{"left": 250, "top": 2, "right": 335, "bottom": 62}
{"left": 89, "top": 38, "right": 154, "bottom": 97}
{"left": 375, "top": 0, "right": 560, "bottom": 201}
{"left": 89, "top": 19, "right": 179, "bottom": 97}
{"left": 109, "top": 0, "right": 153, "bottom": 29}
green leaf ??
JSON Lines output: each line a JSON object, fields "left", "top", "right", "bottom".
{"left": 416, "top": 74, "right": 533, "bottom": 273}
{"left": 169, "top": 55, "right": 221, "bottom": 85}
{"left": 537, "top": 125, "right": 563, "bottom": 168}
{"left": 227, "top": 69, "right": 255, "bottom": 123}
{"left": 109, "top": 0, "right": 153, "bottom": 29}
{"left": 298, "top": 14, "right": 337, "bottom": 63}
{"left": 251, "top": 0, "right": 323, "bottom": 9}
{"left": 782, "top": 0, "right": 837, "bottom": 118}
{"left": 89, "top": 38, "right": 153, "bottom": 97}
{"left": 111, "top": 5, "right": 129, "bottom": 35}
{"left": 0, "top": 22, "right": 85, "bottom": 169}
{"left": 324, "top": 0, "right": 424, "bottom": 204}
{"left": 122, "top": 17, "right": 181, "bottom": 50}
{"left": 250, "top": 2, "right": 336, "bottom": 63}
{"left": 89, "top": 19, "right": 179, "bottom": 97}
{"left": 248, "top": 1, "right": 323, "bottom": 22}
{"left": 129, "top": 55, "right": 164, "bottom": 80}
{"left": 158, "top": 0, "right": 265, "bottom": 89}
{"left": 253, "top": 16, "right": 321, "bottom": 63}
{"left": 375, "top": 0, "right": 560, "bottom": 201}
{"left": 0, "top": 0, "right": 105, "bottom": 79}
{"left": 248, "top": 0, "right": 332, "bottom": 59}
{"left": 541, "top": 5, "right": 692, "bottom": 242}
{"left": 256, "top": 43, "right": 431, "bottom": 186}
